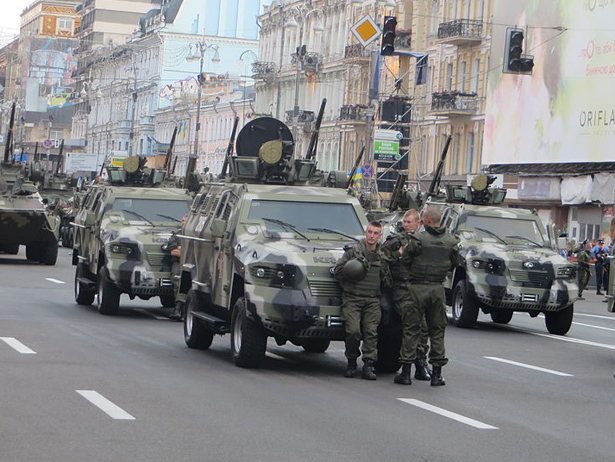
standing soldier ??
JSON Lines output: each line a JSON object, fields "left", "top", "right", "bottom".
{"left": 166, "top": 215, "right": 187, "bottom": 321}
{"left": 334, "top": 221, "right": 390, "bottom": 380}
{"left": 576, "top": 241, "right": 591, "bottom": 300}
{"left": 382, "top": 209, "right": 431, "bottom": 381}
{"left": 394, "top": 206, "right": 459, "bottom": 386}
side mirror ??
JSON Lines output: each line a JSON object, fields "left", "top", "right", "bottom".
{"left": 210, "top": 218, "right": 227, "bottom": 238}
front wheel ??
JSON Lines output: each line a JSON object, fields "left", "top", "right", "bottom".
{"left": 545, "top": 304, "right": 573, "bottom": 335}
{"left": 74, "top": 263, "right": 95, "bottom": 305}
{"left": 97, "top": 267, "right": 120, "bottom": 315}
{"left": 231, "top": 297, "right": 267, "bottom": 368}
{"left": 41, "top": 241, "right": 58, "bottom": 265}
{"left": 184, "top": 290, "right": 214, "bottom": 349}
{"left": 452, "top": 280, "right": 479, "bottom": 328}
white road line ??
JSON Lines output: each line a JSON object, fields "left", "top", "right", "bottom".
{"left": 574, "top": 313, "right": 614, "bottom": 321}
{"left": 529, "top": 331, "right": 615, "bottom": 350}
{"left": 266, "top": 352, "right": 286, "bottom": 360}
{"left": 484, "top": 356, "right": 573, "bottom": 377}
{"left": 0, "top": 337, "right": 36, "bottom": 354}
{"left": 45, "top": 278, "right": 65, "bottom": 284}
{"left": 571, "top": 321, "right": 615, "bottom": 333}
{"left": 76, "top": 390, "right": 135, "bottom": 420}
{"left": 398, "top": 399, "right": 498, "bottom": 430}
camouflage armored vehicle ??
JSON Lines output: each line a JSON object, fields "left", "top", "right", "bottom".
{"left": 178, "top": 105, "right": 400, "bottom": 369}
{"left": 0, "top": 160, "right": 60, "bottom": 265}
{"left": 433, "top": 175, "right": 577, "bottom": 335}
{"left": 71, "top": 156, "right": 191, "bottom": 314}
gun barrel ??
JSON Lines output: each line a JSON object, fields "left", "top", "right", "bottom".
{"left": 164, "top": 126, "right": 178, "bottom": 173}
{"left": 427, "top": 134, "right": 451, "bottom": 197}
{"left": 3, "top": 102, "right": 16, "bottom": 163}
{"left": 305, "top": 98, "right": 327, "bottom": 161}
{"left": 221, "top": 116, "right": 239, "bottom": 179}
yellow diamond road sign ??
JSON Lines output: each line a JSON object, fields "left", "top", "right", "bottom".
{"left": 351, "top": 14, "right": 381, "bottom": 47}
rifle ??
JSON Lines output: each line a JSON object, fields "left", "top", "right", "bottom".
{"left": 345, "top": 145, "right": 365, "bottom": 189}
{"left": 427, "top": 134, "right": 451, "bottom": 197}
{"left": 305, "top": 98, "right": 327, "bottom": 161}
{"left": 220, "top": 116, "right": 239, "bottom": 179}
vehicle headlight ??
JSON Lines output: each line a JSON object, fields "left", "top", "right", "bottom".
{"left": 250, "top": 264, "right": 297, "bottom": 287}
{"left": 109, "top": 243, "right": 139, "bottom": 258}
{"left": 471, "top": 258, "right": 506, "bottom": 275}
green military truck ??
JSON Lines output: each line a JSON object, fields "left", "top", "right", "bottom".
{"left": 71, "top": 157, "right": 191, "bottom": 314}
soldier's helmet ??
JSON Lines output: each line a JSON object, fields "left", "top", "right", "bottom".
{"left": 342, "top": 258, "right": 368, "bottom": 282}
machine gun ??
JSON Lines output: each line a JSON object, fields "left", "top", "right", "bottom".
{"left": 305, "top": 98, "right": 326, "bottom": 161}
{"left": 388, "top": 173, "right": 407, "bottom": 211}
{"left": 427, "top": 134, "right": 451, "bottom": 198}
{"left": 3, "top": 102, "right": 15, "bottom": 164}
{"left": 220, "top": 116, "right": 240, "bottom": 180}
{"left": 164, "top": 126, "right": 178, "bottom": 175}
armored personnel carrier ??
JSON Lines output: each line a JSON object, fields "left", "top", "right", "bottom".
{"left": 178, "top": 103, "right": 400, "bottom": 369}
{"left": 71, "top": 156, "right": 191, "bottom": 314}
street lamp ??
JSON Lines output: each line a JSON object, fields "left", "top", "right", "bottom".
{"left": 239, "top": 50, "right": 258, "bottom": 125}
{"left": 185, "top": 40, "right": 221, "bottom": 176}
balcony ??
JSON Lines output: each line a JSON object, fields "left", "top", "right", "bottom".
{"left": 285, "top": 110, "right": 315, "bottom": 125}
{"left": 431, "top": 91, "right": 478, "bottom": 116}
{"left": 291, "top": 53, "right": 322, "bottom": 73}
{"left": 139, "top": 115, "right": 155, "bottom": 127}
{"left": 338, "top": 105, "right": 368, "bottom": 123}
{"left": 437, "top": 19, "right": 483, "bottom": 45}
{"left": 344, "top": 44, "right": 370, "bottom": 62}
{"left": 251, "top": 61, "right": 277, "bottom": 80}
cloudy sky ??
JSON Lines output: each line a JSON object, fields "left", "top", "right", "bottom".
{"left": 0, "top": 1, "right": 30, "bottom": 46}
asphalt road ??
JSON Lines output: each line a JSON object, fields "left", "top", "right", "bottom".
{"left": 1, "top": 247, "right": 615, "bottom": 462}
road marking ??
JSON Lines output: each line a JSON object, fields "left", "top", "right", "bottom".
{"left": 571, "top": 321, "right": 615, "bottom": 333}
{"left": 45, "top": 278, "right": 65, "bottom": 284}
{"left": 76, "top": 390, "right": 135, "bottom": 420}
{"left": 398, "top": 399, "right": 498, "bottom": 430}
{"left": 134, "top": 309, "right": 169, "bottom": 321}
{"left": 0, "top": 337, "right": 36, "bottom": 354}
{"left": 484, "top": 356, "right": 573, "bottom": 376}
{"left": 266, "top": 352, "right": 286, "bottom": 360}
{"left": 574, "top": 313, "right": 614, "bottom": 321}
{"left": 526, "top": 330, "right": 615, "bottom": 350}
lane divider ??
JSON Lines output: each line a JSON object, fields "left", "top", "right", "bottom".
{"left": 76, "top": 390, "right": 136, "bottom": 420}
{"left": 0, "top": 337, "right": 36, "bottom": 354}
{"left": 398, "top": 398, "right": 498, "bottom": 430}
{"left": 45, "top": 278, "right": 65, "bottom": 284}
{"left": 484, "top": 356, "right": 573, "bottom": 377}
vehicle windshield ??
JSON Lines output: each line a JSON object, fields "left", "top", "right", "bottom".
{"left": 247, "top": 200, "right": 364, "bottom": 236}
{"left": 110, "top": 198, "right": 190, "bottom": 223}
{"left": 459, "top": 214, "right": 547, "bottom": 246}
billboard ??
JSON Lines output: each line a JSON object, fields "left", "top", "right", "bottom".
{"left": 484, "top": 1, "right": 615, "bottom": 165}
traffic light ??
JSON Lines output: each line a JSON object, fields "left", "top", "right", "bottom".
{"left": 381, "top": 16, "right": 397, "bottom": 56}
{"left": 504, "top": 28, "right": 534, "bottom": 74}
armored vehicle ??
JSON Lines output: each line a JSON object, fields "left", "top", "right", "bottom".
{"left": 178, "top": 105, "right": 400, "bottom": 369}
{"left": 71, "top": 156, "right": 191, "bottom": 314}
{"left": 433, "top": 175, "right": 577, "bottom": 335}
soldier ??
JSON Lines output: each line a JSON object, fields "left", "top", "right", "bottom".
{"left": 382, "top": 209, "right": 431, "bottom": 381}
{"left": 594, "top": 240, "right": 609, "bottom": 295}
{"left": 167, "top": 215, "right": 187, "bottom": 321}
{"left": 576, "top": 241, "right": 591, "bottom": 300}
{"left": 394, "top": 206, "right": 459, "bottom": 386}
{"left": 334, "top": 221, "right": 390, "bottom": 380}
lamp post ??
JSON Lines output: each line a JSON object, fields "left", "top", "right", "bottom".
{"left": 239, "top": 49, "right": 258, "bottom": 125}
{"left": 185, "top": 40, "right": 220, "bottom": 176}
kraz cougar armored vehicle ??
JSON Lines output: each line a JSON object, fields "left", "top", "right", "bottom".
{"left": 72, "top": 156, "right": 191, "bottom": 314}
{"left": 433, "top": 174, "right": 577, "bottom": 335}
{"left": 178, "top": 102, "right": 395, "bottom": 369}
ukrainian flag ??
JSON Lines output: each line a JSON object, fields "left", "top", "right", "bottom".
{"left": 348, "top": 166, "right": 363, "bottom": 186}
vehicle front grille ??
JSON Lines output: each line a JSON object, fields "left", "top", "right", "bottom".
{"left": 309, "top": 279, "right": 342, "bottom": 298}
{"left": 509, "top": 269, "right": 550, "bottom": 288}
{"left": 148, "top": 252, "right": 171, "bottom": 270}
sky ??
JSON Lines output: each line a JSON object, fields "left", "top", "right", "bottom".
{"left": 0, "top": 0, "right": 32, "bottom": 46}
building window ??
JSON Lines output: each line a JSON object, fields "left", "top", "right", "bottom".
{"left": 458, "top": 61, "right": 466, "bottom": 92}
{"left": 446, "top": 62, "right": 454, "bottom": 91}
{"left": 465, "top": 132, "right": 475, "bottom": 173}
{"left": 471, "top": 58, "right": 480, "bottom": 93}
{"left": 57, "top": 18, "right": 72, "bottom": 31}
{"left": 450, "top": 133, "right": 460, "bottom": 174}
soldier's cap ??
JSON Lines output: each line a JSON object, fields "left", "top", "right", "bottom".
{"left": 598, "top": 239, "right": 604, "bottom": 243}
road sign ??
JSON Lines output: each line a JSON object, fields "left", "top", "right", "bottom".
{"left": 350, "top": 15, "right": 381, "bottom": 47}
{"left": 43, "top": 139, "right": 54, "bottom": 149}
{"left": 362, "top": 164, "right": 374, "bottom": 179}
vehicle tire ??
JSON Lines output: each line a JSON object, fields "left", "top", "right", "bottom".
{"left": 184, "top": 290, "right": 214, "bottom": 349}
{"left": 490, "top": 310, "right": 513, "bottom": 324}
{"left": 97, "top": 266, "right": 120, "bottom": 315}
{"left": 231, "top": 297, "right": 267, "bottom": 368}
{"left": 74, "top": 263, "right": 95, "bottom": 305}
{"left": 545, "top": 304, "right": 574, "bottom": 335}
{"left": 1, "top": 243, "right": 19, "bottom": 254}
{"left": 160, "top": 295, "right": 175, "bottom": 308}
{"left": 26, "top": 243, "right": 43, "bottom": 262}
{"left": 41, "top": 241, "right": 58, "bottom": 265}
{"left": 374, "top": 330, "right": 402, "bottom": 373}
{"left": 300, "top": 338, "right": 331, "bottom": 354}
{"left": 452, "top": 280, "right": 479, "bottom": 328}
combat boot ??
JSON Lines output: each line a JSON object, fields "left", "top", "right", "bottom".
{"left": 344, "top": 359, "right": 358, "bottom": 378}
{"left": 414, "top": 355, "right": 431, "bottom": 381}
{"left": 169, "top": 301, "right": 184, "bottom": 321}
{"left": 430, "top": 366, "right": 446, "bottom": 386}
{"left": 394, "top": 363, "right": 412, "bottom": 385}
{"left": 361, "top": 359, "right": 377, "bottom": 380}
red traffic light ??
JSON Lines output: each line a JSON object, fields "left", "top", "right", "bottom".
{"left": 381, "top": 16, "right": 397, "bottom": 56}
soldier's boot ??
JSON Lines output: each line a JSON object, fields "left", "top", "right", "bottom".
{"left": 394, "top": 363, "right": 412, "bottom": 385}
{"left": 430, "top": 366, "right": 446, "bottom": 387}
{"left": 169, "top": 301, "right": 184, "bottom": 322}
{"left": 344, "top": 359, "right": 358, "bottom": 378}
{"left": 414, "top": 355, "right": 431, "bottom": 381}
{"left": 361, "top": 359, "right": 377, "bottom": 381}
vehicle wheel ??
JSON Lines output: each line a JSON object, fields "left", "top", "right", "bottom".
{"left": 490, "top": 310, "right": 513, "bottom": 324}
{"left": 452, "top": 280, "right": 479, "bottom": 328}
{"left": 300, "top": 338, "right": 331, "bottom": 354}
{"left": 545, "top": 304, "right": 574, "bottom": 335}
{"left": 374, "top": 329, "right": 401, "bottom": 373}
{"left": 97, "top": 266, "right": 120, "bottom": 315}
{"left": 41, "top": 241, "right": 58, "bottom": 265}
{"left": 25, "top": 243, "right": 43, "bottom": 262}
{"left": 74, "top": 263, "right": 95, "bottom": 305}
{"left": 231, "top": 297, "right": 267, "bottom": 368}
{"left": 1, "top": 243, "right": 19, "bottom": 254}
{"left": 184, "top": 290, "right": 214, "bottom": 349}
{"left": 160, "top": 295, "right": 175, "bottom": 308}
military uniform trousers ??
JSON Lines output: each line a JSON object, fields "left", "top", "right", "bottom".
{"left": 341, "top": 294, "right": 381, "bottom": 362}
{"left": 392, "top": 283, "right": 429, "bottom": 357}
{"left": 577, "top": 268, "right": 590, "bottom": 297}
{"left": 171, "top": 259, "right": 186, "bottom": 304}
{"left": 399, "top": 283, "right": 448, "bottom": 367}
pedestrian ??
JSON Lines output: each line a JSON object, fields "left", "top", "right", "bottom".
{"left": 334, "top": 221, "right": 390, "bottom": 380}
{"left": 576, "top": 241, "right": 591, "bottom": 300}
{"left": 394, "top": 206, "right": 459, "bottom": 386}
{"left": 594, "top": 240, "right": 608, "bottom": 295}
{"left": 382, "top": 209, "right": 431, "bottom": 381}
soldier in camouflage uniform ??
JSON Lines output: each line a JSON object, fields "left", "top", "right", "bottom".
{"left": 394, "top": 206, "right": 459, "bottom": 386}
{"left": 334, "top": 221, "right": 390, "bottom": 380}
{"left": 576, "top": 241, "right": 591, "bottom": 300}
{"left": 382, "top": 209, "right": 431, "bottom": 381}
{"left": 167, "top": 215, "right": 187, "bottom": 320}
